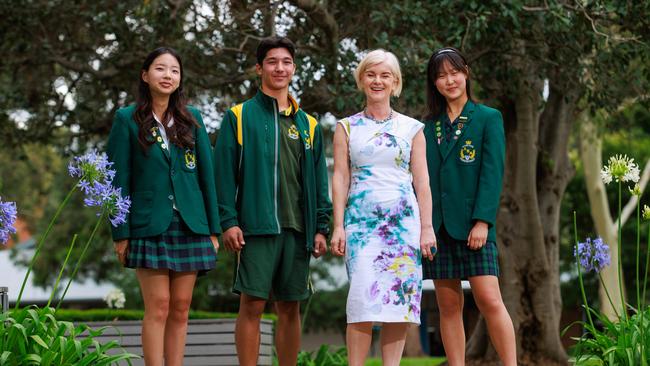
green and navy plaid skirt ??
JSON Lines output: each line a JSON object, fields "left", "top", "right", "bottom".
{"left": 126, "top": 210, "right": 217, "bottom": 275}
{"left": 423, "top": 225, "right": 499, "bottom": 280}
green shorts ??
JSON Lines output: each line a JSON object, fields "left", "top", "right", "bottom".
{"left": 233, "top": 229, "right": 312, "bottom": 301}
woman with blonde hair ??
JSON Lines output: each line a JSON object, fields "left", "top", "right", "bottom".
{"left": 330, "top": 49, "right": 436, "bottom": 366}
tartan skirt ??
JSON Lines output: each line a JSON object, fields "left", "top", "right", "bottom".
{"left": 125, "top": 210, "right": 217, "bottom": 275}
{"left": 422, "top": 225, "right": 500, "bottom": 280}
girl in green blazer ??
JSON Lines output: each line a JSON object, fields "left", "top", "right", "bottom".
{"left": 421, "top": 48, "right": 516, "bottom": 366}
{"left": 107, "top": 47, "right": 220, "bottom": 366}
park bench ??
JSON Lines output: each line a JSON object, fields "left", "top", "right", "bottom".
{"left": 90, "top": 318, "right": 274, "bottom": 365}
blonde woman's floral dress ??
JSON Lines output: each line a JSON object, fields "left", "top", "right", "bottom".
{"left": 340, "top": 111, "right": 424, "bottom": 324}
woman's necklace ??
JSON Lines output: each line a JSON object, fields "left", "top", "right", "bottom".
{"left": 364, "top": 108, "right": 393, "bottom": 124}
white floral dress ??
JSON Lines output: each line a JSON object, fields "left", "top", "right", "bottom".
{"left": 340, "top": 111, "right": 424, "bottom": 324}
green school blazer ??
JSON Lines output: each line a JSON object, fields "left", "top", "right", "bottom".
{"left": 423, "top": 100, "right": 505, "bottom": 242}
{"left": 107, "top": 105, "right": 220, "bottom": 241}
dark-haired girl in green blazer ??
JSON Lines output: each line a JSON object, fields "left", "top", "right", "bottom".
{"left": 421, "top": 47, "right": 516, "bottom": 366}
{"left": 107, "top": 47, "right": 220, "bottom": 366}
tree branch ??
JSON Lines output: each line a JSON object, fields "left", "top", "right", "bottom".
{"left": 287, "top": 0, "right": 339, "bottom": 54}
{"left": 617, "top": 159, "right": 650, "bottom": 227}
{"left": 49, "top": 56, "right": 122, "bottom": 79}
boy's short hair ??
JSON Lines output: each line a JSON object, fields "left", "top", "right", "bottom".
{"left": 256, "top": 36, "right": 296, "bottom": 64}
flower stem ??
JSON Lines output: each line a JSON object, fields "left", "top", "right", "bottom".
{"left": 597, "top": 273, "right": 620, "bottom": 319}
{"left": 641, "top": 225, "right": 650, "bottom": 307}
{"left": 637, "top": 199, "right": 642, "bottom": 313}
{"left": 618, "top": 181, "right": 627, "bottom": 320}
{"left": 46, "top": 234, "right": 78, "bottom": 308}
{"left": 574, "top": 211, "right": 595, "bottom": 332}
{"left": 56, "top": 210, "right": 106, "bottom": 311}
{"left": 636, "top": 199, "right": 644, "bottom": 364}
{"left": 15, "top": 183, "right": 78, "bottom": 309}
{"left": 642, "top": 224, "right": 650, "bottom": 365}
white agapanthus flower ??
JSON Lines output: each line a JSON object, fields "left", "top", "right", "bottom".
{"left": 601, "top": 154, "right": 640, "bottom": 185}
{"left": 643, "top": 205, "right": 650, "bottom": 221}
{"left": 629, "top": 184, "right": 642, "bottom": 196}
{"left": 624, "top": 163, "right": 641, "bottom": 184}
{"left": 104, "top": 288, "right": 125, "bottom": 309}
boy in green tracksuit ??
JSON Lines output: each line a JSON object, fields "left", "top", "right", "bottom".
{"left": 213, "top": 36, "right": 332, "bottom": 366}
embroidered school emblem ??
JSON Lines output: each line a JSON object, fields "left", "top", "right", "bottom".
{"left": 288, "top": 124, "right": 300, "bottom": 140}
{"left": 184, "top": 149, "right": 196, "bottom": 169}
{"left": 459, "top": 140, "right": 476, "bottom": 163}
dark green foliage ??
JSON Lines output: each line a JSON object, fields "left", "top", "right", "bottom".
{"left": 0, "top": 306, "right": 139, "bottom": 365}
{"left": 294, "top": 345, "right": 347, "bottom": 366}
{"left": 53, "top": 308, "right": 276, "bottom": 322}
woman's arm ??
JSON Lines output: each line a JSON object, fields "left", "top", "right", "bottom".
{"left": 330, "top": 122, "right": 351, "bottom": 256}
{"left": 411, "top": 129, "right": 437, "bottom": 260}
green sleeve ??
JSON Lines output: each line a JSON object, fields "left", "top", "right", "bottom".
{"left": 191, "top": 108, "right": 221, "bottom": 235}
{"left": 472, "top": 109, "right": 505, "bottom": 228}
{"left": 312, "top": 123, "right": 333, "bottom": 233}
{"left": 214, "top": 110, "right": 241, "bottom": 231}
{"left": 106, "top": 110, "right": 132, "bottom": 241}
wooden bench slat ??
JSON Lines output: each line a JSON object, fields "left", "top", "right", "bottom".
{"left": 84, "top": 319, "right": 274, "bottom": 365}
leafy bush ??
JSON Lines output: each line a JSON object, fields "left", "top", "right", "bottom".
{"left": 568, "top": 155, "right": 650, "bottom": 365}
{"left": 295, "top": 345, "right": 347, "bottom": 366}
{"left": 54, "top": 308, "right": 276, "bottom": 322}
{"left": 0, "top": 306, "right": 138, "bottom": 366}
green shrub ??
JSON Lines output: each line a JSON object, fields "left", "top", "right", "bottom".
{"left": 295, "top": 345, "right": 347, "bottom": 366}
{"left": 54, "top": 308, "right": 276, "bottom": 322}
{"left": 0, "top": 306, "right": 138, "bottom": 366}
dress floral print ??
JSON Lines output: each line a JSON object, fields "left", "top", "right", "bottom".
{"left": 340, "top": 112, "right": 424, "bottom": 324}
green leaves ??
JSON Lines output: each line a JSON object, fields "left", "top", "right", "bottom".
{"left": 0, "top": 306, "right": 139, "bottom": 366}
{"left": 295, "top": 345, "right": 347, "bottom": 366}
{"left": 570, "top": 307, "right": 650, "bottom": 365}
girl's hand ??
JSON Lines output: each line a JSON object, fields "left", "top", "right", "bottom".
{"left": 114, "top": 240, "right": 129, "bottom": 265}
{"left": 330, "top": 226, "right": 346, "bottom": 256}
{"left": 421, "top": 227, "right": 437, "bottom": 261}
{"left": 210, "top": 235, "right": 220, "bottom": 254}
{"left": 467, "top": 221, "right": 488, "bottom": 250}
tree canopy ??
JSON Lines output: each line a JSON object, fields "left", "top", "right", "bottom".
{"left": 2, "top": 1, "right": 649, "bottom": 363}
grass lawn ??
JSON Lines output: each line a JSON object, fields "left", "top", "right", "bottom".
{"left": 365, "top": 357, "right": 446, "bottom": 366}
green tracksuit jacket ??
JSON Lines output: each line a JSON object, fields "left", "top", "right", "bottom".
{"left": 214, "top": 90, "right": 332, "bottom": 250}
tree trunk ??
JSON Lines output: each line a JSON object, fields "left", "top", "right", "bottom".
{"left": 466, "top": 75, "right": 572, "bottom": 365}
{"left": 579, "top": 115, "right": 625, "bottom": 320}
{"left": 403, "top": 324, "right": 426, "bottom": 357}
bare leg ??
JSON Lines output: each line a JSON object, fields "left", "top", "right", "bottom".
{"left": 346, "top": 322, "right": 373, "bottom": 366}
{"left": 163, "top": 271, "right": 197, "bottom": 366}
{"left": 469, "top": 275, "right": 517, "bottom": 366}
{"left": 434, "top": 279, "right": 465, "bottom": 366}
{"left": 380, "top": 322, "right": 410, "bottom": 366}
{"left": 136, "top": 269, "right": 170, "bottom": 366}
{"left": 235, "top": 294, "right": 267, "bottom": 366}
{"left": 275, "top": 301, "right": 301, "bottom": 366}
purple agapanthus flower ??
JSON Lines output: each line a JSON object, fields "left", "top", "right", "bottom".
{"left": 0, "top": 197, "right": 18, "bottom": 245}
{"left": 68, "top": 149, "right": 115, "bottom": 192}
{"left": 82, "top": 180, "right": 131, "bottom": 227}
{"left": 574, "top": 237, "right": 611, "bottom": 273}
{"left": 69, "top": 150, "right": 130, "bottom": 227}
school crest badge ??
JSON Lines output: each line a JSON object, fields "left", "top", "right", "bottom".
{"left": 184, "top": 149, "right": 196, "bottom": 169}
{"left": 459, "top": 140, "right": 476, "bottom": 163}
{"left": 288, "top": 124, "right": 300, "bottom": 140}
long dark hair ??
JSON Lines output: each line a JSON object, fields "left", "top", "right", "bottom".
{"left": 425, "top": 47, "right": 473, "bottom": 120}
{"left": 134, "top": 47, "right": 198, "bottom": 152}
